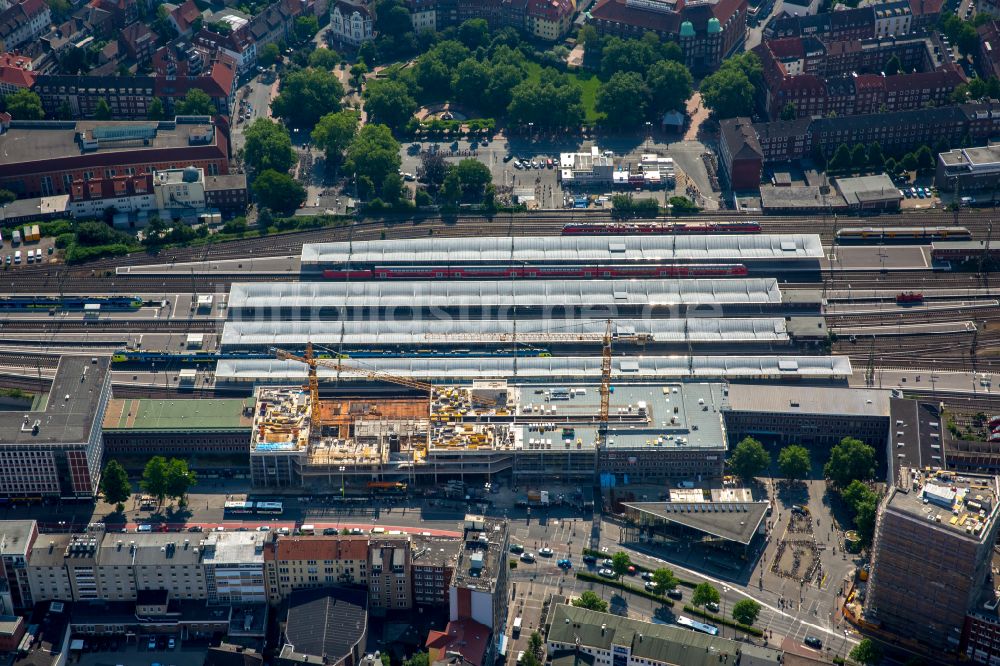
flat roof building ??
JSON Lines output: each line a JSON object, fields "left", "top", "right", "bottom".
{"left": 723, "top": 383, "right": 890, "bottom": 447}
{"left": 546, "top": 603, "right": 783, "bottom": 666}
{"left": 102, "top": 398, "right": 254, "bottom": 457}
{"left": 559, "top": 146, "right": 614, "bottom": 185}
{"left": 936, "top": 143, "right": 1000, "bottom": 194}
{"left": 0, "top": 520, "right": 37, "bottom": 612}
{"left": 866, "top": 471, "right": 1000, "bottom": 650}
{"left": 0, "top": 117, "right": 230, "bottom": 199}
{"left": 0, "top": 356, "right": 111, "bottom": 499}
{"left": 833, "top": 174, "right": 902, "bottom": 211}
{"left": 621, "top": 497, "right": 770, "bottom": 557}
{"left": 449, "top": 516, "right": 510, "bottom": 666}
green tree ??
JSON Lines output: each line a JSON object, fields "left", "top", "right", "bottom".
{"left": 651, "top": 568, "right": 678, "bottom": 593}
{"left": 824, "top": 437, "right": 876, "bottom": 487}
{"left": 140, "top": 456, "right": 169, "bottom": 505}
{"left": 452, "top": 58, "right": 491, "bottom": 107}
{"left": 381, "top": 172, "right": 405, "bottom": 206}
{"left": 309, "top": 47, "right": 340, "bottom": 69}
{"left": 0, "top": 190, "right": 16, "bottom": 206}
{"left": 259, "top": 42, "right": 280, "bottom": 68}
{"left": 850, "top": 143, "right": 868, "bottom": 172}
{"left": 252, "top": 169, "right": 306, "bottom": 215}
{"left": 611, "top": 551, "right": 631, "bottom": 581}
{"left": 778, "top": 445, "right": 811, "bottom": 482}
{"left": 176, "top": 88, "right": 216, "bottom": 115}
{"left": 4, "top": 89, "right": 44, "bottom": 120}
{"left": 94, "top": 99, "right": 112, "bottom": 120}
{"left": 440, "top": 170, "right": 462, "bottom": 206}
{"left": 404, "top": 652, "right": 430, "bottom": 666}
{"left": 900, "top": 152, "right": 918, "bottom": 173}
{"left": 854, "top": 498, "right": 878, "bottom": 546}
{"left": 597, "top": 71, "right": 649, "bottom": 129}
{"left": 849, "top": 638, "right": 883, "bottom": 666}
{"left": 645, "top": 59, "right": 692, "bottom": 116}
{"left": 868, "top": 142, "right": 884, "bottom": 170}
{"left": 572, "top": 590, "right": 609, "bottom": 612}
{"left": 841, "top": 479, "right": 877, "bottom": 511}
{"left": 880, "top": 53, "right": 901, "bottom": 75}
{"left": 164, "top": 458, "right": 197, "bottom": 503}
{"left": 271, "top": 67, "right": 345, "bottom": 128}
{"left": 731, "top": 598, "right": 761, "bottom": 626}
{"left": 244, "top": 118, "right": 294, "bottom": 174}
{"left": 507, "top": 70, "right": 584, "bottom": 129}
{"left": 418, "top": 151, "right": 449, "bottom": 191}
{"left": 915, "top": 145, "right": 935, "bottom": 173}
{"left": 729, "top": 437, "right": 770, "bottom": 481}
{"left": 363, "top": 79, "right": 418, "bottom": 131}
{"left": 350, "top": 61, "right": 369, "bottom": 88}
{"left": 884, "top": 156, "right": 898, "bottom": 175}
{"left": 600, "top": 37, "right": 659, "bottom": 77}
{"left": 453, "top": 158, "right": 492, "bottom": 198}
{"left": 147, "top": 98, "right": 165, "bottom": 120}
{"left": 528, "top": 632, "right": 543, "bottom": 659}
{"left": 829, "top": 143, "right": 852, "bottom": 172}
{"left": 345, "top": 124, "right": 402, "bottom": 195}
{"left": 99, "top": 460, "right": 132, "bottom": 511}
{"left": 780, "top": 102, "right": 797, "bottom": 120}
{"left": 295, "top": 15, "right": 319, "bottom": 41}
{"left": 700, "top": 67, "right": 755, "bottom": 119}
{"left": 691, "top": 582, "right": 720, "bottom": 609}
{"left": 311, "top": 109, "right": 360, "bottom": 162}
{"left": 458, "top": 18, "right": 489, "bottom": 49}
{"left": 668, "top": 196, "right": 698, "bottom": 215}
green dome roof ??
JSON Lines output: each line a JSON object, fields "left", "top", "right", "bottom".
{"left": 679, "top": 21, "right": 695, "bottom": 37}
{"left": 707, "top": 17, "right": 722, "bottom": 33}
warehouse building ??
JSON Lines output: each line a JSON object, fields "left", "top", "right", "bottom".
{"left": 298, "top": 234, "right": 825, "bottom": 277}
{"left": 0, "top": 356, "right": 111, "bottom": 500}
{"left": 722, "top": 383, "right": 890, "bottom": 447}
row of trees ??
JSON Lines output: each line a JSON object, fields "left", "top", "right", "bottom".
{"left": 729, "top": 436, "right": 876, "bottom": 487}
{"left": 827, "top": 141, "right": 936, "bottom": 176}
{"left": 99, "top": 457, "right": 197, "bottom": 510}
{"left": 1, "top": 87, "right": 220, "bottom": 123}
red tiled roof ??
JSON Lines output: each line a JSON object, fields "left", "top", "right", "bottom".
{"left": 426, "top": 620, "right": 492, "bottom": 666}
{"left": 907, "top": 0, "right": 943, "bottom": 16}
{"left": 70, "top": 173, "right": 154, "bottom": 202}
{"left": 0, "top": 53, "right": 35, "bottom": 89}
{"left": 271, "top": 536, "right": 370, "bottom": 562}
{"left": 171, "top": 0, "right": 202, "bottom": 32}
{"left": 853, "top": 73, "right": 884, "bottom": 90}
{"left": 767, "top": 36, "right": 805, "bottom": 59}
{"left": 590, "top": 0, "right": 681, "bottom": 33}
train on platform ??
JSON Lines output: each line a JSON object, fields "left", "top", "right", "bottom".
{"left": 321, "top": 264, "right": 749, "bottom": 280}
{"left": 835, "top": 226, "right": 971, "bottom": 243}
{"left": 562, "top": 221, "right": 762, "bottom": 235}
{"left": 0, "top": 296, "right": 143, "bottom": 311}
{"left": 112, "top": 348, "right": 554, "bottom": 364}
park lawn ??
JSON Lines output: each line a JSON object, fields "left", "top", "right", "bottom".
{"left": 523, "top": 61, "right": 602, "bottom": 123}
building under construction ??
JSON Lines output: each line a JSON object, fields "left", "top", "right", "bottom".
{"left": 249, "top": 379, "right": 727, "bottom": 489}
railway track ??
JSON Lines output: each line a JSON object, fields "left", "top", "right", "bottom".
{"left": 0, "top": 319, "right": 222, "bottom": 333}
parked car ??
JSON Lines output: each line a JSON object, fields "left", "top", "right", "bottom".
{"left": 641, "top": 572, "right": 654, "bottom": 581}
{"left": 582, "top": 554, "right": 597, "bottom": 564}
{"left": 323, "top": 528, "right": 338, "bottom": 535}
{"left": 706, "top": 602, "right": 720, "bottom": 613}
{"left": 510, "top": 544, "right": 525, "bottom": 554}
{"left": 557, "top": 559, "right": 572, "bottom": 569}
{"left": 667, "top": 588, "right": 683, "bottom": 600}
{"left": 168, "top": 638, "right": 175, "bottom": 649}
{"left": 520, "top": 552, "right": 536, "bottom": 563}
{"left": 600, "top": 558, "right": 614, "bottom": 568}
{"left": 539, "top": 547, "right": 554, "bottom": 557}
{"left": 598, "top": 568, "right": 615, "bottom": 578}
{"left": 804, "top": 636, "right": 822, "bottom": 649}
{"left": 644, "top": 582, "right": 658, "bottom": 592}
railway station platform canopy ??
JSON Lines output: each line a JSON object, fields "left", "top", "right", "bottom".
{"left": 219, "top": 317, "right": 792, "bottom": 349}
{"left": 226, "top": 279, "right": 784, "bottom": 313}
{"left": 299, "top": 234, "right": 825, "bottom": 267}
{"left": 620, "top": 499, "right": 770, "bottom": 551}
{"left": 215, "top": 355, "right": 852, "bottom": 385}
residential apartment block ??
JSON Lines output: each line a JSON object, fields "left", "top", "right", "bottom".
{"left": 329, "top": 0, "right": 374, "bottom": 47}
{"left": 0, "top": 521, "right": 37, "bottom": 613}
{"left": 755, "top": 34, "right": 964, "bottom": 120}
{"left": 401, "top": 0, "right": 576, "bottom": 42}
{"left": 719, "top": 117, "right": 763, "bottom": 190}
{"left": 264, "top": 535, "right": 371, "bottom": 605}
{"left": 202, "top": 532, "right": 267, "bottom": 604}
{"left": 589, "top": 0, "right": 747, "bottom": 74}
{"left": 0, "top": 0, "right": 51, "bottom": 52}
{"left": 449, "top": 516, "right": 510, "bottom": 666}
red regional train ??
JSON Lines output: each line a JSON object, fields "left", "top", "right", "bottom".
{"left": 322, "top": 264, "right": 749, "bottom": 280}
{"left": 562, "top": 221, "right": 762, "bottom": 235}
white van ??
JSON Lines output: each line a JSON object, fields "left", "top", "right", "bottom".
{"left": 13, "top": 251, "right": 21, "bottom": 264}
{"left": 299, "top": 524, "right": 315, "bottom": 535}
{"left": 512, "top": 617, "right": 522, "bottom": 637}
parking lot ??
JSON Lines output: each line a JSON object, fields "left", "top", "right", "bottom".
{"left": 73, "top": 637, "right": 206, "bottom": 666}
